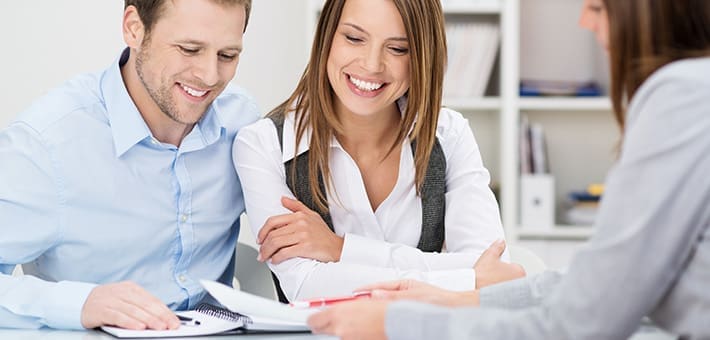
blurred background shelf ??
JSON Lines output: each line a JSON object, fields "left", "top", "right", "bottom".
{"left": 517, "top": 225, "right": 595, "bottom": 240}
{"left": 519, "top": 97, "right": 611, "bottom": 111}
{"left": 442, "top": 1, "right": 503, "bottom": 14}
{"left": 444, "top": 97, "right": 501, "bottom": 111}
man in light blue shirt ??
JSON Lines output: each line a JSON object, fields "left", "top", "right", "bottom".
{"left": 0, "top": 0, "right": 257, "bottom": 331}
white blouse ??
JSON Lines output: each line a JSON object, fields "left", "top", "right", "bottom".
{"left": 233, "top": 107, "right": 507, "bottom": 301}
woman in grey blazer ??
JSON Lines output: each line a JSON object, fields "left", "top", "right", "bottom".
{"left": 307, "top": 0, "right": 710, "bottom": 339}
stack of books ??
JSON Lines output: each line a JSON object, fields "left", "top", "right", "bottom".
{"left": 443, "top": 20, "right": 500, "bottom": 98}
{"left": 519, "top": 79, "right": 602, "bottom": 97}
{"left": 564, "top": 184, "right": 603, "bottom": 226}
{"left": 519, "top": 115, "right": 548, "bottom": 175}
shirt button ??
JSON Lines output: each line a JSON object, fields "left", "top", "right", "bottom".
{"left": 178, "top": 275, "right": 187, "bottom": 282}
{"left": 180, "top": 214, "right": 188, "bottom": 222}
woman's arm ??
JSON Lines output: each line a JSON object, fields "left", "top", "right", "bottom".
{"left": 384, "top": 74, "right": 710, "bottom": 340}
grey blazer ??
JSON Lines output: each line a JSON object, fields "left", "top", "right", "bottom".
{"left": 386, "top": 58, "right": 710, "bottom": 340}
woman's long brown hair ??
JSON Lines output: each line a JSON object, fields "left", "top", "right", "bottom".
{"left": 604, "top": 0, "right": 710, "bottom": 131}
{"left": 268, "top": 0, "right": 447, "bottom": 213}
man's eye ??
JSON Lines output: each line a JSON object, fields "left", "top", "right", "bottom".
{"left": 219, "top": 54, "right": 237, "bottom": 61}
{"left": 179, "top": 46, "right": 199, "bottom": 54}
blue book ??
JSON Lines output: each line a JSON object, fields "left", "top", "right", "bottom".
{"left": 520, "top": 79, "right": 602, "bottom": 97}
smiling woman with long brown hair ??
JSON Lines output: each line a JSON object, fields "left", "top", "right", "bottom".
{"left": 233, "top": 0, "right": 521, "bottom": 303}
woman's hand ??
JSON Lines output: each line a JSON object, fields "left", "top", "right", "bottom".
{"left": 358, "top": 280, "right": 480, "bottom": 307}
{"left": 473, "top": 239, "right": 526, "bottom": 288}
{"left": 257, "top": 197, "right": 344, "bottom": 264}
{"left": 308, "top": 300, "right": 389, "bottom": 340}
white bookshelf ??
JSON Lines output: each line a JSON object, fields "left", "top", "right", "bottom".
{"left": 440, "top": 2, "right": 503, "bottom": 14}
{"left": 444, "top": 97, "right": 501, "bottom": 111}
{"left": 306, "top": 0, "right": 614, "bottom": 248}
{"left": 517, "top": 226, "right": 595, "bottom": 240}
{"left": 519, "top": 97, "right": 611, "bottom": 111}
{"left": 514, "top": 0, "right": 614, "bottom": 246}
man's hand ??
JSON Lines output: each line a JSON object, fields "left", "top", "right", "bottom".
{"left": 81, "top": 281, "right": 180, "bottom": 330}
{"left": 308, "top": 300, "right": 389, "bottom": 340}
{"left": 474, "top": 239, "right": 526, "bottom": 288}
{"left": 257, "top": 196, "right": 344, "bottom": 264}
{"left": 358, "top": 280, "right": 480, "bottom": 307}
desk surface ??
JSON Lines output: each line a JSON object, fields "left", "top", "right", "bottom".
{"left": 0, "top": 329, "right": 336, "bottom": 340}
{"left": 0, "top": 326, "right": 676, "bottom": 340}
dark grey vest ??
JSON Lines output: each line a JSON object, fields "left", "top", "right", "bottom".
{"left": 267, "top": 111, "right": 446, "bottom": 302}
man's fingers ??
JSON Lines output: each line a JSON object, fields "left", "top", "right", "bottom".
{"left": 81, "top": 282, "right": 180, "bottom": 330}
{"left": 119, "top": 303, "right": 168, "bottom": 330}
{"left": 103, "top": 308, "right": 147, "bottom": 330}
{"left": 137, "top": 298, "right": 179, "bottom": 329}
{"left": 118, "top": 294, "right": 176, "bottom": 330}
{"left": 117, "top": 283, "right": 179, "bottom": 329}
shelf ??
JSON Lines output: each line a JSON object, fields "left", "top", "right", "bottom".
{"left": 519, "top": 97, "right": 611, "bottom": 111}
{"left": 442, "top": 1, "right": 502, "bottom": 14}
{"left": 516, "top": 225, "right": 596, "bottom": 240}
{"left": 443, "top": 97, "right": 501, "bottom": 111}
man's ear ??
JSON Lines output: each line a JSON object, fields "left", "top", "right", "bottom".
{"left": 122, "top": 5, "right": 145, "bottom": 48}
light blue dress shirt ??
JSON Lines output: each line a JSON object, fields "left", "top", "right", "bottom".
{"left": 0, "top": 49, "right": 260, "bottom": 330}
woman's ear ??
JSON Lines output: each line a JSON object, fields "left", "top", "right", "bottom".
{"left": 122, "top": 5, "right": 145, "bottom": 48}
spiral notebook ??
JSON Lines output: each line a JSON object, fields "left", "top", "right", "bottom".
{"left": 101, "top": 281, "right": 313, "bottom": 338}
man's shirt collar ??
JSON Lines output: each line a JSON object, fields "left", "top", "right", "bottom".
{"left": 102, "top": 48, "right": 225, "bottom": 157}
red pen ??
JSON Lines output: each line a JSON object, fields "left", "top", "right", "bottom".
{"left": 289, "top": 291, "right": 372, "bottom": 308}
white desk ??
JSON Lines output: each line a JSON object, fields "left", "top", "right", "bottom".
{"left": 0, "top": 329, "right": 336, "bottom": 340}
{"left": 0, "top": 327, "right": 678, "bottom": 340}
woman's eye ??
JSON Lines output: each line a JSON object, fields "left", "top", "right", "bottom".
{"left": 390, "top": 47, "right": 409, "bottom": 55}
{"left": 588, "top": 5, "right": 603, "bottom": 12}
{"left": 345, "top": 35, "right": 363, "bottom": 43}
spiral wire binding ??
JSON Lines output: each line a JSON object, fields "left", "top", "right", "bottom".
{"left": 196, "top": 303, "right": 253, "bottom": 325}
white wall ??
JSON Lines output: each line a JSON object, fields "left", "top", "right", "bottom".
{"left": 0, "top": 1, "right": 311, "bottom": 128}
{"left": 239, "top": 0, "right": 311, "bottom": 115}
{"left": 0, "top": 1, "right": 124, "bottom": 127}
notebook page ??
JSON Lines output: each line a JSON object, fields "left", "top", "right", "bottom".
{"left": 100, "top": 310, "right": 242, "bottom": 338}
{"left": 200, "top": 280, "right": 316, "bottom": 325}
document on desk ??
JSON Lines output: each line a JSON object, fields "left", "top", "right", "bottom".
{"left": 101, "top": 280, "right": 314, "bottom": 338}
{"left": 101, "top": 310, "right": 244, "bottom": 338}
